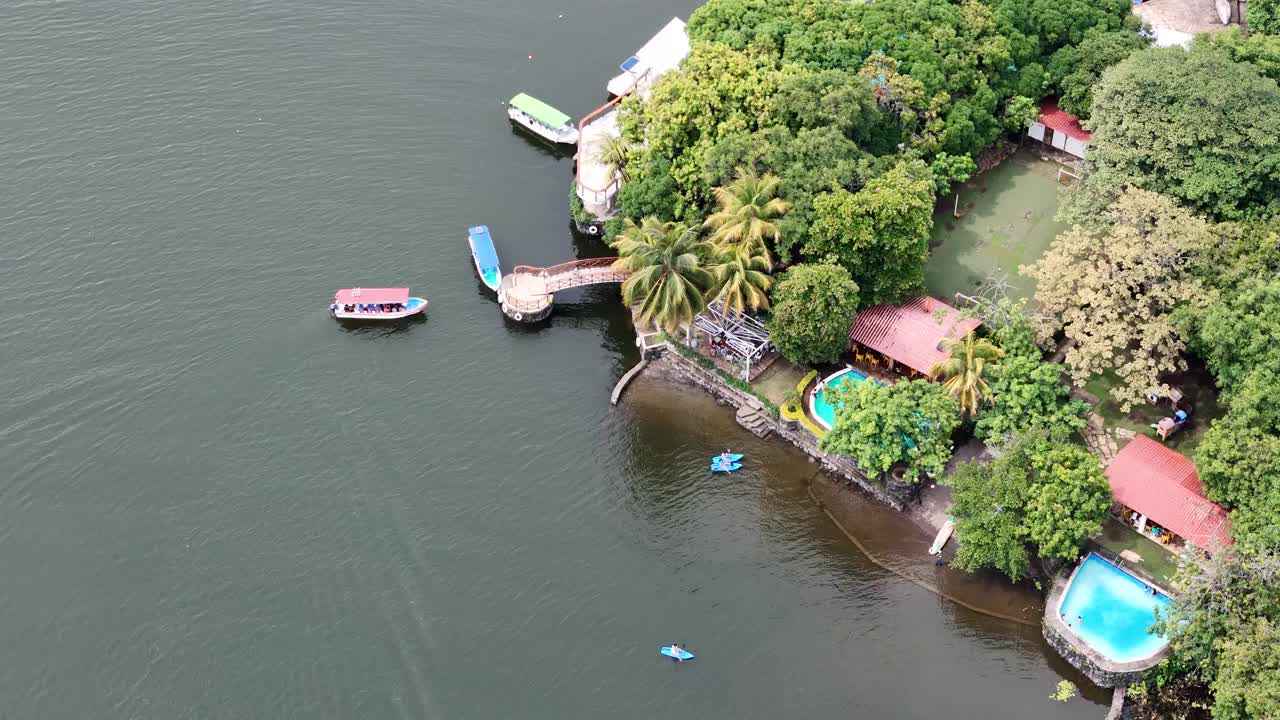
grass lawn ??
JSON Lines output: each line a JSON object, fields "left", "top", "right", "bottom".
{"left": 1093, "top": 517, "right": 1183, "bottom": 585}
{"left": 752, "top": 359, "right": 809, "bottom": 406}
{"left": 1084, "top": 366, "right": 1222, "bottom": 456}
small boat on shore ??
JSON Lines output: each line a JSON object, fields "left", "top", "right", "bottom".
{"left": 468, "top": 225, "right": 502, "bottom": 292}
{"left": 508, "top": 93, "right": 578, "bottom": 145}
{"left": 330, "top": 287, "right": 428, "bottom": 320}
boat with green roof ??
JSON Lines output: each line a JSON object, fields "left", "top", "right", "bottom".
{"left": 507, "top": 93, "right": 578, "bottom": 145}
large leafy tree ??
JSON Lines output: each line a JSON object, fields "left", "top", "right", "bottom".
{"left": 1087, "top": 45, "right": 1280, "bottom": 221}
{"left": 1248, "top": 0, "right": 1280, "bottom": 34}
{"left": 708, "top": 244, "right": 772, "bottom": 316}
{"left": 1190, "top": 279, "right": 1280, "bottom": 393}
{"left": 703, "top": 166, "right": 790, "bottom": 259}
{"left": 1200, "top": 28, "right": 1280, "bottom": 84}
{"left": 1024, "top": 189, "right": 1211, "bottom": 410}
{"left": 766, "top": 263, "right": 860, "bottom": 364}
{"left": 610, "top": 217, "right": 714, "bottom": 333}
{"left": 1153, "top": 549, "right": 1280, "bottom": 720}
{"left": 947, "top": 435, "right": 1110, "bottom": 582}
{"left": 929, "top": 332, "right": 1005, "bottom": 418}
{"left": 819, "top": 379, "right": 961, "bottom": 484}
{"left": 975, "top": 309, "right": 1088, "bottom": 443}
{"left": 947, "top": 457, "right": 1033, "bottom": 581}
{"left": 1046, "top": 25, "right": 1149, "bottom": 120}
{"left": 807, "top": 159, "right": 935, "bottom": 307}
{"left": 1021, "top": 443, "right": 1110, "bottom": 559}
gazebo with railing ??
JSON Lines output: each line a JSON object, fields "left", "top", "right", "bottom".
{"left": 688, "top": 303, "right": 775, "bottom": 380}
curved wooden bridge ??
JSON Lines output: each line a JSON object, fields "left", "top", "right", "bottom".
{"left": 497, "top": 258, "right": 628, "bottom": 322}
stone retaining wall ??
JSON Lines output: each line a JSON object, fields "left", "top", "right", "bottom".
{"left": 655, "top": 351, "right": 911, "bottom": 511}
{"left": 1042, "top": 569, "right": 1169, "bottom": 688}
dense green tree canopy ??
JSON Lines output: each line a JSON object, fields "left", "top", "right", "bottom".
{"left": 616, "top": 0, "right": 1135, "bottom": 263}
{"left": 1087, "top": 45, "right": 1280, "bottom": 221}
{"left": 948, "top": 456, "right": 1032, "bottom": 580}
{"left": 975, "top": 311, "right": 1087, "bottom": 443}
{"left": 1248, "top": 0, "right": 1280, "bottom": 35}
{"left": 1154, "top": 549, "right": 1280, "bottom": 720}
{"left": 1198, "top": 28, "right": 1280, "bottom": 84}
{"left": 819, "top": 379, "right": 961, "bottom": 484}
{"left": 1046, "top": 26, "right": 1149, "bottom": 119}
{"left": 766, "top": 263, "right": 860, "bottom": 364}
{"left": 806, "top": 159, "right": 935, "bottom": 307}
{"left": 947, "top": 434, "right": 1109, "bottom": 581}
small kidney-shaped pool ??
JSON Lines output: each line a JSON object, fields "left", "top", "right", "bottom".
{"left": 1057, "top": 553, "right": 1171, "bottom": 664}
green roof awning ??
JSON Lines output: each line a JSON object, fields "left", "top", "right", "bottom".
{"left": 510, "top": 93, "right": 572, "bottom": 129}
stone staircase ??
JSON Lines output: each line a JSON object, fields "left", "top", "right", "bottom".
{"left": 736, "top": 401, "right": 774, "bottom": 438}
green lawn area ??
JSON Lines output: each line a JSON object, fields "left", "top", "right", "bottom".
{"left": 752, "top": 358, "right": 809, "bottom": 406}
{"left": 1084, "top": 368, "right": 1222, "bottom": 455}
{"left": 1093, "top": 517, "right": 1182, "bottom": 585}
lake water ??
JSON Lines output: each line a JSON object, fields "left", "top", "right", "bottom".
{"left": 0, "top": 1, "right": 1104, "bottom": 717}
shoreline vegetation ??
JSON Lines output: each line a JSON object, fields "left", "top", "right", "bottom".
{"left": 581, "top": 0, "right": 1280, "bottom": 717}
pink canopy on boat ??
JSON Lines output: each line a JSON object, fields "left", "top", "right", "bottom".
{"left": 333, "top": 287, "right": 410, "bottom": 304}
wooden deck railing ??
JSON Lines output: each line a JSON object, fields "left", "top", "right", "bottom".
{"left": 574, "top": 69, "right": 650, "bottom": 207}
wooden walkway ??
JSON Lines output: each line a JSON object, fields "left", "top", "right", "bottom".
{"left": 497, "top": 258, "right": 628, "bottom": 322}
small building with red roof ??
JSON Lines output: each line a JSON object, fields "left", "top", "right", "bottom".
{"left": 1028, "top": 98, "right": 1091, "bottom": 159}
{"left": 847, "top": 296, "right": 982, "bottom": 377}
{"left": 1105, "top": 435, "right": 1232, "bottom": 554}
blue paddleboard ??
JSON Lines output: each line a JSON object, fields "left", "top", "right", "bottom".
{"left": 711, "top": 462, "right": 742, "bottom": 472}
{"left": 711, "top": 453, "right": 744, "bottom": 463}
{"left": 661, "top": 646, "right": 694, "bottom": 660}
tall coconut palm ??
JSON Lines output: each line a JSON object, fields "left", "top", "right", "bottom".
{"left": 611, "top": 217, "right": 714, "bottom": 334}
{"left": 592, "top": 134, "right": 632, "bottom": 182}
{"left": 929, "top": 332, "right": 1006, "bottom": 417}
{"left": 708, "top": 245, "right": 772, "bottom": 317}
{"left": 703, "top": 166, "right": 790, "bottom": 259}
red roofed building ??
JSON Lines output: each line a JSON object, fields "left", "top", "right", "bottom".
{"left": 1028, "top": 98, "right": 1090, "bottom": 159}
{"left": 1105, "top": 435, "right": 1232, "bottom": 553}
{"left": 847, "top": 296, "right": 982, "bottom": 376}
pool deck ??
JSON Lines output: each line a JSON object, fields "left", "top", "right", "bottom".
{"left": 1042, "top": 561, "right": 1172, "bottom": 688}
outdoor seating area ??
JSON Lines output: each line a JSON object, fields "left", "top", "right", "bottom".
{"left": 1104, "top": 435, "right": 1232, "bottom": 556}
{"left": 688, "top": 303, "right": 777, "bottom": 381}
{"left": 847, "top": 296, "right": 981, "bottom": 380}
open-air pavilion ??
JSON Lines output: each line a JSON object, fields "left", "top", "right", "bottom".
{"left": 1105, "top": 435, "right": 1232, "bottom": 555}
{"left": 847, "top": 296, "right": 981, "bottom": 380}
{"left": 690, "top": 303, "right": 775, "bottom": 381}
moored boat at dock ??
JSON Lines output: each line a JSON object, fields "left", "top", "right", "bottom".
{"left": 330, "top": 287, "right": 428, "bottom": 320}
{"left": 507, "top": 93, "right": 578, "bottom": 145}
{"left": 467, "top": 225, "right": 502, "bottom": 292}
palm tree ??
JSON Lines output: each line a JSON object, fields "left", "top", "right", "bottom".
{"left": 707, "top": 244, "right": 771, "bottom": 317}
{"left": 703, "top": 166, "right": 790, "bottom": 259}
{"left": 592, "top": 135, "right": 631, "bottom": 182}
{"left": 611, "top": 217, "right": 714, "bottom": 334}
{"left": 929, "top": 332, "right": 1006, "bottom": 417}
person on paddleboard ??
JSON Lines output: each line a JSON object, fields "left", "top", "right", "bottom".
{"left": 670, "top": 643, "right": 685, "bottom": 662}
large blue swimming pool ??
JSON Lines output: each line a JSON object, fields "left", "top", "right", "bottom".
{"left": 811, "top": 369, "right": 870, "bottom": 429}
{"left": 1057, "top": 554, "right": 1171, "bottom": 663}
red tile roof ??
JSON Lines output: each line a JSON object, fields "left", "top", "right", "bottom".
{"left": 1038, "top": 98, "right": 1091, "bottom": 142}
{"left": 1105, "top": 436, "right": 1232, "bottom": 552}
{"left": 847, "top": 296, "right": 982, "bottom": 375}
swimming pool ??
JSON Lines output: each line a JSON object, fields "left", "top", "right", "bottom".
{"left": 1057, "top": 554, "right": 1171, "bottom": 664}
{"left": 810, "top": 368, "right": 871, "bottom": 430}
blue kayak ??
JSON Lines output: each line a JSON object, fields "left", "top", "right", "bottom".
{"left": 661, "top": 646, "right": 694, "bottom": 661}
{"left": 711, "top": 453, "right": 744, "bottom": 463}
{"left": 711, "top": 462, "right": 742, "bottom": 472}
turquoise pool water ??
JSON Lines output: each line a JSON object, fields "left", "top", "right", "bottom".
{"left": 1057, "top": 554, "right": 1171, "bottom": 663}
{"left": 812, "top": 369, "right": 870, "bottom": 429}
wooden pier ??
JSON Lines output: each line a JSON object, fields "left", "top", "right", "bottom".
{"left": 497, "top": 258, "right": 628, "bottom": 322}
